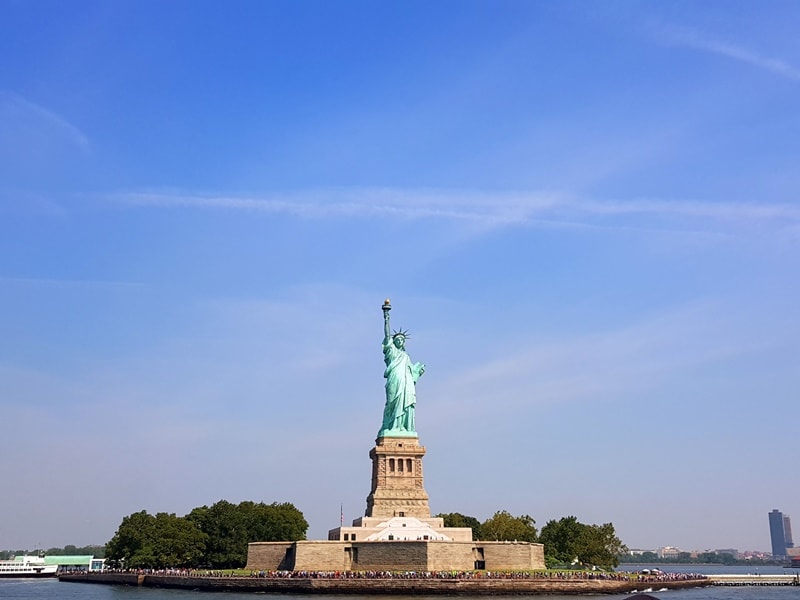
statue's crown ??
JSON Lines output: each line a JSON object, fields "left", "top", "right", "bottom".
{"left": 392, "top": 328, "right": 410, "bottom": 339}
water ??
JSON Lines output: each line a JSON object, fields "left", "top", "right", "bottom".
{"left": 2, "top": 567, "right": 799, "bottom": 600}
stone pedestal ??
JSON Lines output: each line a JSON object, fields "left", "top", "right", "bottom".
{"left": 365, "top": 436, "right": 431, "bottom": 519}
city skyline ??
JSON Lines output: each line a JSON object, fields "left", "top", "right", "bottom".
{"left": 1, "top": 1, "right": 799, "bottom": 553}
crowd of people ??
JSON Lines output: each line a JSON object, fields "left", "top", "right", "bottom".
{"left": 91, "top": 567, "right": 706, "bottom": 582}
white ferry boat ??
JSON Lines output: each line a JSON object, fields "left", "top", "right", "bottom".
{"left": 0, "top": 555, "right": 58, "bottom": 578}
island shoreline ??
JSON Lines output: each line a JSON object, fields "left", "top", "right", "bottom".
{"left": 59, "top": 572, "right": 709, "bottom": 595}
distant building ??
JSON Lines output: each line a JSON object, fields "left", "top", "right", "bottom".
{"left": 784, "top": 515, "right": 794, "bottom": 549}
{"left": 769, "top": 509, "right": 788, "bottom": 557}
{"left": 657, "top": 546, "right": 682, "bottom": 559}
{"left": 741, "top": 550, "right": 770, "bottom": 560}
{"left": 43, "top": 555, "right": 105, "bottom": 572}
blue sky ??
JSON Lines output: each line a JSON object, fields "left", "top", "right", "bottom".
{"left": 1, "top": 0, "right": 798, "bottom": 554}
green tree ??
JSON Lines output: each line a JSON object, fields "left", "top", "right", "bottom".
{"left": 106, "top": 510, "right": 207, "bottom": 568}
{"left": 435, "top": 512, "right": 483, "bottom": 540}
{"left": 187, "top": 500, "right": 243, "bottom": 568}
{"left": 538, "top": 515, "right": 585, "bottom": 566}
{"left": 641, "top": 551, "right": 658, "bottom": 561}
{"left": 187, "top": 500, "right": 308, "bottom": 568}
{"left": 106, "top": 510, "right": 152, "bottom": 567}
{"left": 579, "top": 522, "right": 627, "bottom": 568}
{"left": 539, "top": 516, "right": 626, "bottom": 569}
{"left": 84, "top": 544, "right": 106, "bottom": 558}
{"left": 42, "top": 544, "right": 106, "bottom": 558}
{"left": 480, "top": 511, "right": 537, "bottom": 542}
{"left": 247, "top": 501, "right": 308, "bottom": 542}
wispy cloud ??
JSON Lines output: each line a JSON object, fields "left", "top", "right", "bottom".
{"left": 111, "top": 188, "right": 800, "bottom": 237}
{"left": 653, "top": 24, "right": 800, "bottom": 82}
{"left": 0, "top": 91, "right": 90, "bottom": 151}
{"left": 113, "top": 188, "right": 563, "bottom": 227}
{"left": 576, "top": 197, "right": 800, "bottom": 220}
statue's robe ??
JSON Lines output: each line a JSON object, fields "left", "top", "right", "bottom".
{"left": 380, "top": 340, "right": 422, "bottom": 434}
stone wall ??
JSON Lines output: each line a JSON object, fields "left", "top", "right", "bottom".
{"left": 246, "top": 539, "right": 544, "bottom": 572}
{"left": 427, "top": 541, "right": 477, "bottom": 571}
{"left": 351, "top": 541, "right": 429, "bottom": 571}
{"left": 480, "top": 541, "right": 545, "bottom": 570}
{"left": 293, "top": 541, "right": 349, "bottom": 571}
{"left": 244, "top": 542, "right": 294, "bottom": 571}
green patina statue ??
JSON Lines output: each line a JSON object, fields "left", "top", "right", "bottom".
{"left": 379, "top": 299, "right": 425, "bottom": 438}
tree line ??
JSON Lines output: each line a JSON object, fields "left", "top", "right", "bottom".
{"left": 437, "top": 511, "right": 627, "bottom": 569}
{"left": 99, "top": 503, "right": 624, "bottom": 570}
{"left": 105, "top": 500, "right": 308, "bottom": 569}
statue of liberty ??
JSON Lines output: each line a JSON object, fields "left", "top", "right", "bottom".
{"left": 379, "top": 299, "right": 425, "bottom": 438}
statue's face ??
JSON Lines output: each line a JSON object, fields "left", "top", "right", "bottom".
{"left": 393, "top": 335, "right": 405, "bottom": 349}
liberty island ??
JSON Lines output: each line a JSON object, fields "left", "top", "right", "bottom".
{"left": 57, "top": 301, "right": 711, "bottom": 593}
{"left": 22, "top": 568, "right": 800, "bottom": 599}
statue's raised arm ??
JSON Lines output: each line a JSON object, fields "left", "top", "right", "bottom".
{"left": 383, "top": 299, "right": 392, "bottom": 345}
{"left": 378, "top": 299, "right": 424, "bottom": 438}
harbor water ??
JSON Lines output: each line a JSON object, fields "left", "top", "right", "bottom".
{"left": 1, "top": 565, "right": 797, "bottom": 600}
